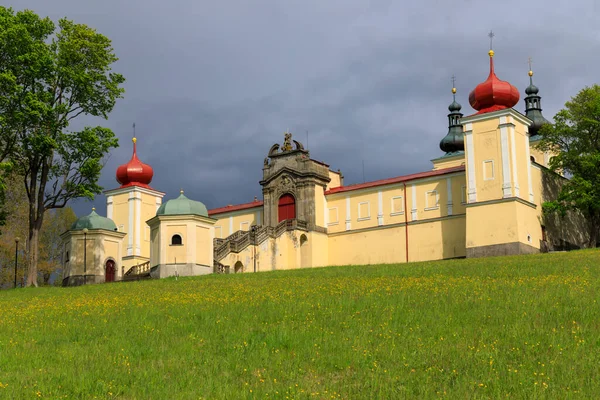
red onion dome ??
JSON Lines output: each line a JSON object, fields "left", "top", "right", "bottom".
{"left": 116, "top": 137, "right": 154, "bottom": 189}
{"left": 468, "top": 50, "right": 520, "bottom": 115}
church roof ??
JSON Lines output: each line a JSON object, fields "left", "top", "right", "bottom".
{"left": 325, "top": 165, "right": 465, "bottom": 195}
{"left": 208, "top": 199, "right": 264, "bottom": 216}
{"left": 157, "top": 191, "right": 208, "bottom": 217}
{"left": 116, "top": 137, "right": 154, "bottom": 189}
{"left": 71, "top": 209, "right": 117, "bottom": 231}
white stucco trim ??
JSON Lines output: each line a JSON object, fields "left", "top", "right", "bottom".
{"left": 357, "top": 201, "right": 371, "bottom": 221}
{"left": 390, "top": 196, "right": 404, "bottom": 215}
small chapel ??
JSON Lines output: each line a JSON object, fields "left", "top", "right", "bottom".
{"left": 61, "top": 47, "right": 588, "bottom": 286}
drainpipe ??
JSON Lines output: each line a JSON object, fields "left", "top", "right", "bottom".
{"left": 403, "top": 182, "right": 409, "bottom": 263}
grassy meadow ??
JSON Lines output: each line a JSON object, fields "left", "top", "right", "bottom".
{"left": 1, "top": 249, "right": 599, "bottom": 399}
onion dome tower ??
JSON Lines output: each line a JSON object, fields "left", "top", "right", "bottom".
{"left": 469, "top": 49, "right": 520, "bottom": 114}
{"left": 524, "top": 66, "right": 550, "bottom": 139}
{"left": 440, "top": 82, "right": 465, "bottom": 153}
{"left": 116, "top": 137, "right": 154, "bottom": 189}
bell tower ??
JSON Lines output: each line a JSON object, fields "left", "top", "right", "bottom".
{"left": 260, "top": 132, "right": 331, "bottom": 231}
{"left": 104, "top": 135, "right": 165, "bottom": 270}
{"left": 463, "top": 45, "right": 541, "bottom": 257}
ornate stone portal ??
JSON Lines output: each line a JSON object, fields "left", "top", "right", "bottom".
{"left": 261, "top": 132, "right": 330, "bottom": 231}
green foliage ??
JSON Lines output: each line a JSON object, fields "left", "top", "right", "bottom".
{"left": 537, "top": 85, "right": 600, "bottom": 246}
{"left": 0, "top": 6, "right": 124, "bottom": 285}
{"left": 1, "top": 251, "right": 600, "bottom": 398}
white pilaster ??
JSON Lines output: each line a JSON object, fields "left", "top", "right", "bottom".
{"left": 345, "top": 196, "right": 351, "bottom": 231}
{"left": 509, "top": 119, "right": 520, "bottom": 198}
{"left": 127, "top": 191, "right": 134, "bottom": 256}
{"left": 411, "top": 184, "right": 418, "bottom": 221}
{"left": 135, "top": 191, "right": 141, "bottom": 256}
{"left": 377, "top": 190, "right": 384, "bottom": 226}
{"left": 499, "top": 116, "right": 512, "bottom": 198}
{"left": 106, "top": 196, "right": 113, "bottom": 220}
{"left": 465, "top": 123, "right": 477, "bottom": 203}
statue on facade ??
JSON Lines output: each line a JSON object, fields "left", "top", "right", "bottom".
{"left": 282, "top": 132, "right": 293, "bottom": 152}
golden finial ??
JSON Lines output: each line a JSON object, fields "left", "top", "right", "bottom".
{"left": 528, "top": 70, "right": 533, "bottom": 77}
{"left": 180, "top": 188, "right": 184, "bottom": 195}
{"left": 488, "top": 50, "right": 494, "bottom": 57}
{"left": 528, "top": 57, "right": 533, "bottom": 76}
{"left": 132, "top": 137, "right": 137, "bottom": 144}
{"left": 488, "top": 30, "right": 495, "bottom": 57}
{"left": 451, "top": 75, "right": 457, "bottom": 94}
{"left": 92, "top": 206, "right": 96, "bottom": 212}
{"left": 452, "top": 87, "right": 457, "bottom": 94}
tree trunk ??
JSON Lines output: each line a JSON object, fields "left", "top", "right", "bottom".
{"left": 26, "top": 226, "right": 39, "bottom": 287}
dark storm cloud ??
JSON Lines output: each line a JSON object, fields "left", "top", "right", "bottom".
{"left": 6, "top": 0, "right": 600, "bottom": 214}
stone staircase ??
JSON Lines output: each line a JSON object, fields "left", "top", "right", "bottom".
{"left": 213, "top": 219, "right": 308, "bottom": 263}
{"left": 123, "top": 260, "right": 152, "bottom": 281}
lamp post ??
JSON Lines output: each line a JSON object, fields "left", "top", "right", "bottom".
{"left": 82, "top": 228, "right": 88, "bottom": 285}
{"left": 251, "top": 225, "right": 257, "bottom": 273}
{"left": 14, "top": 237, "right": 20, "bottom": 288}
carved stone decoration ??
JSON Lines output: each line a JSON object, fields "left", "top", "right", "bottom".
{"left": 279, "top": 174, "right": 295, "bottom": 193}
{"left": 268, "top": 143, "right": 280, "bottom": 157}
{"left": 293, "top": 140, "right": 304, "bottom": 151}
{"left": 282, "top": 132, "right": 293, "bottom": 152}
{"left": 264, "top": 157, "right": 270, "bottom": 167}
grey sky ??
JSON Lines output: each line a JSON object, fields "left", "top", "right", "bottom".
{"left": 7, "top": 0, "right": 600, "bottom": 216}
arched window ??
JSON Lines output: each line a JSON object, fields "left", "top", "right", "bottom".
{"left": 278, "top": 194, "right": 296, "bottom": 223}
{"left": 171, "top": 234, "right": 182, "bottom": 245}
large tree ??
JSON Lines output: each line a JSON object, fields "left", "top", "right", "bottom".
{"left": 537, "top": 84, "right": 600, "bottom": 247}
{"left": 0, "top": 7, "right": 123, "bottom": 286}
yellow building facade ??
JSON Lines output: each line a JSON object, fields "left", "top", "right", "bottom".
{"left": 62, "top": 49, "right": 589, "bottom": 285}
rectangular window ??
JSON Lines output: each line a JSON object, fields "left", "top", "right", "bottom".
{"left": 425, "top": 190, "right": 439, "bottom": 210}
{"left": 358, "top": 202, "right": 370, "bottom": 221}
{"left": 483, "top": 160, "right": 495, "bottom": 181}
{"left": 391, "top": 196, "right": 404, "bottom": 215}
{"left": 328, "top": 207, "right": 339, "bottom": 226}
{"left": 240, "top": 222, "right": 250, "bottom": 231}
{"left": 215, "top": 226, "right": 222, "bottom": 239}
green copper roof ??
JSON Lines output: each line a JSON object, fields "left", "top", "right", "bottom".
{"left": 156, "top": 192, "right": 208, "bottom": 217}
{"left": 71, "top": 210, "right": 117, "bottom": 231}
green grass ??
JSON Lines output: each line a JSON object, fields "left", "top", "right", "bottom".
{"left": 1, "top": 250, "right": 599, "bottom": 399}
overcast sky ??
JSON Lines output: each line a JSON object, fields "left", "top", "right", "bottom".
{"left": 7, "top": 0, "right": 600, "bottom": 217}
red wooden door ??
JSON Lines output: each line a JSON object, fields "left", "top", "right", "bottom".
{"left": 278, "top": 194, "right": 296, "bottom": 222}
{"left": 105, "top": 260, "right": 116, "bottom": 283}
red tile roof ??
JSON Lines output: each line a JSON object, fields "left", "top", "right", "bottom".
{"left": 208, "top": 200, "right": 264, "bottom": 216}
{"left": 324, "top": 165, "right": 465, "bottom": 195}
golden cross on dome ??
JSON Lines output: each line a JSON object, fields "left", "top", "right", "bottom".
{"left": 488, "top": 30, "right": 495, "bottom": 50}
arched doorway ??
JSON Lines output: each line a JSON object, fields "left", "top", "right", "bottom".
{"left": 278, "top": 194, "right": 296, "bottom": 222}
{"left": 105, "top": 260, "right": 116, "bottom": 283}
{"left": 234, "top": 261, "right": 243, "bottom": 273}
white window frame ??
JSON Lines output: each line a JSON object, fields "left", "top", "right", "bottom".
{"left": 327, "top": 207, "right": 339, "bottom": 226}
{"left": 424, "top": 190, "right": 439, "bottom": 211}
{"left": 357, "top": 201, "right": 371, "bottom": 221}
{"left": 390, "top": 196, "right": 404, "bottom": 215}
{"left": 483, "top": 159, "right": 495, "bottom": 181}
